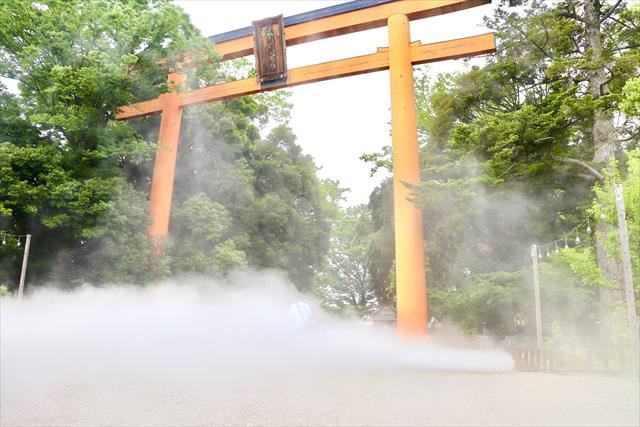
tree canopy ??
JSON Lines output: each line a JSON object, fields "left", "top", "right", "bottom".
{"left": 0, "top": 0, "right": 332, "bottom": 290}
{"left": 357, "top": 0, "right": 639, "bottom": 339}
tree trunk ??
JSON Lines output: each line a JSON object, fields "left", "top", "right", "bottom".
{"left": 583, "top": 0, "right": 624, "bottom": 347}
{"left": 584, "top": 0, "right": 618, "bottom": 164}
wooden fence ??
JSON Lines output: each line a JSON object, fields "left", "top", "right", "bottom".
{"left": 505, "top": 345, "right": 631, "bottom": 373}
{"left": 506, "top": 347, "right": 563, "bottom": 373}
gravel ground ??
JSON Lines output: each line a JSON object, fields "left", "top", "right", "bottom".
{"left": 2, "top": 369, "right": 638, "bottom": 426}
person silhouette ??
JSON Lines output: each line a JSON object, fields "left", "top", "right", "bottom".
{"left": 287, "top": 301, "right": 312, "bottom": 330}
{"left": 361, "top": 315, "right": 374, "bottom": 327}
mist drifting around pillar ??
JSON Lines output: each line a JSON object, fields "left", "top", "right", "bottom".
{"left": 1, "top": 271, "right": 513, "bottom": 386}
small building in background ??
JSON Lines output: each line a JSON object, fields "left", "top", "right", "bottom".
{"left": 371, "top": 304, "right": 396, "bottom": 327}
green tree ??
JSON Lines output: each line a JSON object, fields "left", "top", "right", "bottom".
{"left": 0, "top": 0, "right": 336, "bottom": 290}
{"left": 171, "top": 93, "right": 331, "bottom": 290}
{"left": 169, "top": 193, "right": 246, "bottom": 273}
{"left": 480, "top": 0, "right": 639, "bottom": 288}
{"left": 591, "top": 150, "right": 640, "bottom": 304}
{"left": 360, "top": 0, "right": 639, "bottom": 334}
{"left": 366, "top": 179, "right": 396, "bottom": 304}
{"left": 316, "top": 204, "right": 378, "bottom": 315}
{"left": 621, "top": 77, "right": 640, "bottom": 117}
{"left": 0, "top": 0, "right": 217, "bottom": 286}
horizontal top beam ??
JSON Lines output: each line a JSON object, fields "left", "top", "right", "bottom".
{"left": 211, "top": 0, "right": 490, "bottom": 60}
{"left": 116, "top": 33, "right": 495, "bottom": 120}
{"left": 210, "top": 0, "right": 395, "bottom": 44}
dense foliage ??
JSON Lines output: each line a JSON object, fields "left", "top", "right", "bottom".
{"left": 0, "top": 0, "right": 331, "bottom": 290}
{"left": 354, "top": 0, "right": 639, "bottom": 342}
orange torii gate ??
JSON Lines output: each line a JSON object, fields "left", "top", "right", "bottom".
{"left": 116, "top": 0, "right": 495, "bottom": 336}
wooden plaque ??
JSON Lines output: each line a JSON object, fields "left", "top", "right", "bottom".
{"left": 252, "top": 15, "right": 287, "bottom": 83}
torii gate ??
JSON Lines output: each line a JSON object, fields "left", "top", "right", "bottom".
{"left": 116, "top": 0, "right": 495, "bottom": 336}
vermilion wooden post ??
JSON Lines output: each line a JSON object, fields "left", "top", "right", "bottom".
{"left": 388, "top": 14, "right": 428, "bottom": 336}
{"left": 147, "top": 72, "right": 186, "bottom": 254}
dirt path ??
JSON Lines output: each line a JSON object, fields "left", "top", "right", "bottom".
{"left": 2, "top": 370, "right": 638, "bottom": 426}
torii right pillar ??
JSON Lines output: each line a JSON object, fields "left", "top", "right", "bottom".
{"left": 388, "top": 14, "right": 428, "bottom": 336}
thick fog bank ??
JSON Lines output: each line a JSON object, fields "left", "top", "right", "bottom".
{"left": 1, "top": 271, "right": 513, "bottom": 389}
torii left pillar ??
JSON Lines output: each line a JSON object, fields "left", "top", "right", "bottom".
{"left": 148, "top": 72, "right": 186, "bottom": 254}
